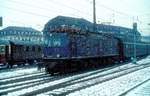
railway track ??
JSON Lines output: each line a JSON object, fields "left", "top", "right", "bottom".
{"left": 37, "top": 63, "right": 150, "bottom": 96}
{"left": 0, "top": 62, "right": 149, "bottom": 96}
{"left": 119, "top": 78, "right": 150, "bottom": 96}
{"left": 0, "top": 67, "right": 40, "bottom": 80}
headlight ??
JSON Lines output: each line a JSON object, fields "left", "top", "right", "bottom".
{"left": 56, "top": 54, "right": 60, "bottom": 58}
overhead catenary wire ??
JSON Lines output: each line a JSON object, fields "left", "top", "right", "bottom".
{"left": 2, "top": 0, "right": 140, "bottom": 24}
{"left": 84, "top": 0, "right": 134, "bottom": 18}
{"left": 5, "top": 0, "right": 79, "bottom": 17}
{"left": 1, "top": 5, "right": 52, "bottom": 18}
{"left": 3, "top": 0, "right": 97, "bottom": 21}
{"left": 1, "top": 0, "right": 149, "bottom": 35}
{"left": 46, "top": 0, "right": 104, "bottom": 21}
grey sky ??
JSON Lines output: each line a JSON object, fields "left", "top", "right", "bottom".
{"left": 0, "top": 0, "right": 150, "bottom": 35}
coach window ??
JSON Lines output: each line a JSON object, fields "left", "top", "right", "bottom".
{"left": 13, "top": 46, "right": 17, "bottom": 52}
{"left": 14, "top": 31, "right": 16, "bottom": 34}
{"left": 126, "top": 44, "right": 129, "bottom": 48}
{"left": 3, "top": 31, "right": 6, "bottom": 35}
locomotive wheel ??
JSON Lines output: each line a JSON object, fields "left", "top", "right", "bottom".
{"left": 45, "top": 67, "right": 54, "bottom": 75}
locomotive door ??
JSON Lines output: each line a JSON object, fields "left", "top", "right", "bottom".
{"left": 5, "top": 45, "right": 10, "bottom": 62}
{"left": 117, "top": 39, "right": 124, "bottom": 61}
{"left": 99, "top": 40, "right": 103, "bottom": 56}
{"left": 69, "top": 34, "right": 77, "bottom": 57}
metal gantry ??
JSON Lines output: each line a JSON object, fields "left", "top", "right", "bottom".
{"left": 133, "top": 22, "right": 137, "bottom": 64}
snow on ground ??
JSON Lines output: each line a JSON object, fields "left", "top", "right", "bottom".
{"left": 6, "top": 67, "right": 116, "bottom": 96}
{"left": 137, "top": 56, "right": 150, "bottom": 64}
{"left": 125, "top": 80, "right": 150, "bottom": 96}
{"left": 0, "top": 56, "right": 149, "bottom": 80}
{"left": 37, "top": 64, "right": 139, "bottom": 95}
{"left": 0, "top": 72, "right": 45, "bottom": 82}
{"left": 5, "top": 63, "right": 135, "bottom": 96}
{"left": 0, "top": 56, "right": 150, "bottom": 96}
{"left": 9, "top": 59, "right": 149, "bottom": 95}
{"left": 0, "top": 76, "right": 49, "bottom": 88}
{"left": 67, "top": 66, "right": 150, "bottom": 96}
{"left": 0, "top": 67, "right": 40, "bottom": 79}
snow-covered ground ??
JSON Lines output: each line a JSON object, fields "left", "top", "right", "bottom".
{"left": 0, "top": 56, "right": 150, "bottom": 96}
{"left": 125, "top": 80, "right": 150, "bottom": 96}
{"left": 137, "top": 56, "right": 150, "bottom": 64}
{"left": 67, "top": 66, "right": 150, "bottom": 96}
{"left": 1, "top": 63, "right": 135, "bottom": 96}
{"left": 0, "top": 67, "right": 40, "bottom": 79}
{"left": 67, "top": 56, "right": 150, "bottom": 96}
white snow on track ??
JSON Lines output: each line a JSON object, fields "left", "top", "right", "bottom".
{"left": 0, "top": 75, "right": 50, "bottom": 88}
{"left": 0, "top": 67, "right": 40, "bottom": 79}
{"left": 6, "top": 64, "right": 132, "bottom": 96}
{"left": 0, "top": 56, "right": 150, "bottom": 96}
{"left": 67, "top": 66, "right": 150, "bottom": 96}
{"left": 125, "top": 80, "right": 150, "bottom": 96}
{"left": 0, "top": 72, "right": 45, "bottom": 82}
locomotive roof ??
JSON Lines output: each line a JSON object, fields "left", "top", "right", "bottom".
{"left": 43, "top": 16, "right": 92, "bottom": 32}
{"left": 43, "top": 15, "right": 139, "bottom": 34}
{"left": 43, "top": 16, "right": 142, "bottom": 42}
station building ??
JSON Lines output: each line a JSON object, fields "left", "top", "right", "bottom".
{"left": 0, "top": 26, "right": 43, "bottom": 44}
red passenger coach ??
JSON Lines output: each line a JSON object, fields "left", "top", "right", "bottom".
{"left": 0, "top": 40, "right": 43, "bottom": 68}
{"left": 0, "top": 40, "right": 10, "bottom": 64}
{"left": 0, "top": 46, "right": 6, "bottom": 63}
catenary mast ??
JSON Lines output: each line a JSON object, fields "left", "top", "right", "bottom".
{"left": 93, "top": 0, "right": 96, "bottom": 32}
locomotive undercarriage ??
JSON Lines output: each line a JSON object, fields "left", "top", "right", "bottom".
{"left": 44, "top": 55, "right": 120, "bottom": 75}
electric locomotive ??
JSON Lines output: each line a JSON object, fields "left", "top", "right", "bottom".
{"left": 43, "top": 26, "right": 122, "bottom": 74}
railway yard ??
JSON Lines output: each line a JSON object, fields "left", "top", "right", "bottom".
{"left": 0, "top": 56, "right": 149, "bottom": 96}
{"left": 1, "top": 0, "right": 150, "bottom": 96}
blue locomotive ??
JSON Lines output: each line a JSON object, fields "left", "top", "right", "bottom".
{"left": 43, "top": 16, "right": 150, "bottom": 75}
{"left": 43, "top": 27, "right": 121, "bottom": 74}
